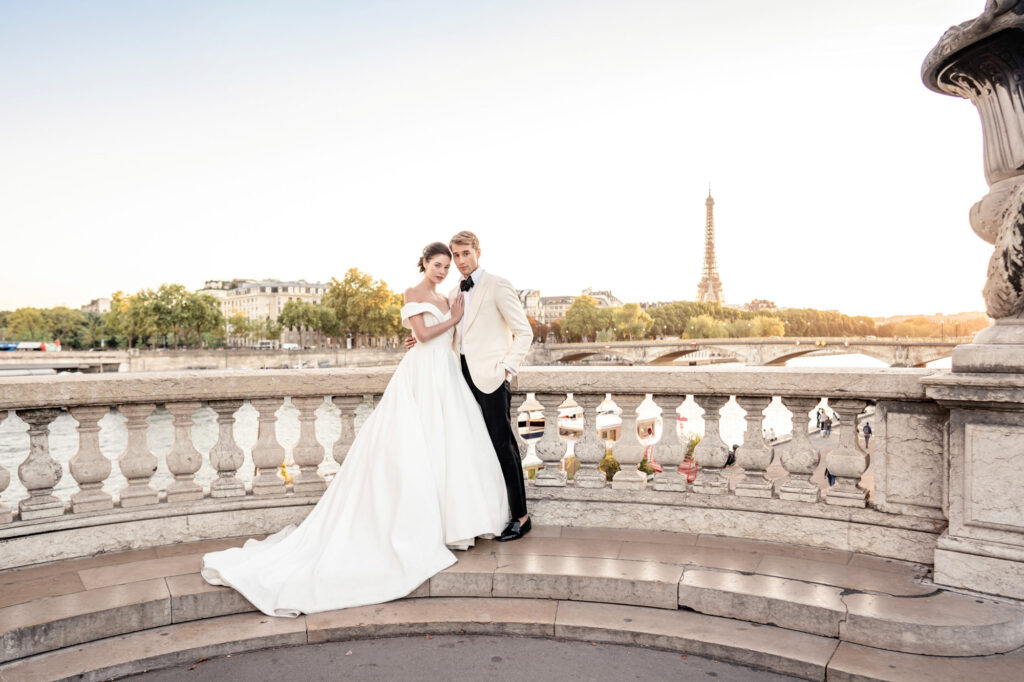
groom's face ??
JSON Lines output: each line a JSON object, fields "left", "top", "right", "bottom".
{"left": 451, "top": 243, "right": 480, "bottom": 277}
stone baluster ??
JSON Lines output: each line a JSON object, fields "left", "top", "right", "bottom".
{"left": 534, "top": 393, "right": 567, "bottom": 487}
{"left": 611, "top": 394, "right": 647, "bottom": 490}
{"left": 734, "top": 396, "right": 774, "bottom": 498}
{"left": 572, "top": 393, "right": 607, "bottom": 488}
{"left": 164, "top": 402, "right": 204, "bottom": 502}
{"left": 777, "top": 397, "right": 822, "bottom": 503}
{"left": 16, "top": 408, "right": 65, "bottom": 519}
{"left": 652, "top": 395, "right": 687, "bottom": 492}
{"left": 823, "top": 399, "right": 871, "bottom": 507}
{"left": 691, "top": 395, "right": 730, "bottom": 495}
{"left": 208, "top": 400, "right": 246, "bottom": 498}
{"left": 0, "top": 411, "right": 11, "bottom": 523}
{"left": 68, "top": 405, "right": 114, "bottom": 512}
{"left": 331, "top": 396, "right": 362, "bottom": 466}
{"left": 251, "top": 398, "right": 287, "bottom": 496}
{"left": 291, "top": 396, "right": 327, "bottom": 494}
{"left": 118, "top": 403, "right": 159, "bottom": 507}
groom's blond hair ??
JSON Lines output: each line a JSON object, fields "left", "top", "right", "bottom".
{"left": 449, "top": 231, "right": 479, "bottom": 251}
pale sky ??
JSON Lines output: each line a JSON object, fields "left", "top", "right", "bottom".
{"left": 0, "top": 0, "right": 993, "bottom": 317}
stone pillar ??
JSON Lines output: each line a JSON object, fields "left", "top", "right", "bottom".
{"left": 691, "top": 395, "right": 730, "bottom": 495}
{"left": 777, "top": 397, "right": 821, "bottom": 503}
{"left": 117, "top": 403, "right": 159, "bottom": 508}
{"left": 0, "top": 411, "right": 11, "bottom": 523}
{"left": 611, "top": 394, "right": 647, "bottom": 490}
{"left": 923, "top": 8, "right": 1024, "bottom": 370}
{"left": 651, "top": 395, "right": 687, "bottom": 492}
{"left": 291, "top": 396, "right": 326, "bottom": 495}
{"left": 331, "top": 395, "right": 362, "bottom": 466}
{"left": 17, "top": 408, "right": 64, "bottom": 519}
{"left": 733, "top": 396, "right": 773, "bottom": 498}
{"left": 534, "top": 393, "right": 567, "bottom": 487}
{"left": 164, "top": 402, "right": 204, "bottom": 503}
{"left": 823, "top": 399, "right": 870, "bottom": 508}
{"left": 572, "top": 393, "right": 607, "bottom": 489}
{"left": 926, "top": 374, "right": 1024, "bottom": 598}
{"left": 69, "top": 405, "right": 114, "bottom": 512}
{"left": 251, "top": 398, "right": 287, "bottom": 496}
{"left": 208, "top": 400, "right": 246, "bottom": 498}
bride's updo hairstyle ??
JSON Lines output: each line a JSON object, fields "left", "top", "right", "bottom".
{"left": 417, "top": 242, "right": 452, "bottom": 272}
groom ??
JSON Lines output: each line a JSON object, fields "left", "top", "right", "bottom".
{"left": 447, "top": 231, "right": 534, "bottom": 541}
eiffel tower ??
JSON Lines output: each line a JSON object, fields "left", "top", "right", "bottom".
{"left": 696, "top": 187, "right": 724, "bottom": 304}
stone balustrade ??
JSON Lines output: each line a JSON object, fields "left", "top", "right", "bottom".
{"left": 0, "top": 365, "right": 960, "bottom": 575}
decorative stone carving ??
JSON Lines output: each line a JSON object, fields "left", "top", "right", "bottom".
{"left": 164, "top": 402, "right": 204, "bottom": 502}
{"left": 691, "top": 395, "right": 730, "bottom": 495}
{"left": 923, "top": 8, "right": 1024, "bottom": 364}
{"left": 68, "top": 405, "right": 114, "bottom": 512}
{"left": 652, "top": 395, "right": 687, "bottom": 492}
{"left": 0, "top": 411, "right": 11, "bottom": 523}
{"left": 823, "top": 399, "right": 871, "bottom": 508}
{"left": 250, "top": 398, "right": 287, "bottom": 496}
{"left": 534, "top": 393, "right": 567, "bottom": 487}
{"left": 16, "top": 408, "right": 65, "bottom": 519}
{"left": 610, "top": 394, "right": 647, "bottom": 490}
{"left": 117, "top": 403, "right": 159, "bottom": 508}
{"left": 572, "top": 393, "right": 607, "bottom": 489}
{"left": 291, "top": 396, "right": 327, "bottom": 495}
{"left": 733, "top": 397, "right": 774, "bottom": 498}
{"left": 208, "top": 400, "right": 246, "bottom": 498}
{"left": 331, "top": 395, "right": 362, "bottom": 466}
{"left": 777, "top": 397, "right": 821, "bottom": 503}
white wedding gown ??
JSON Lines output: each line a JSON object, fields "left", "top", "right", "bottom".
{"left": 200, "top": 301, "right": 511, "bottom": 617}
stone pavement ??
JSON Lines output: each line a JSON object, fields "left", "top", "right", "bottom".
{"left": 2, "top": 526, "right": 1024, "bottom": 681}
{"left": 125, "top": 635, "right": 801, "bottom": 682}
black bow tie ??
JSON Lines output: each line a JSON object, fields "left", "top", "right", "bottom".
{"left": 460, "top": 277, "right": 474, "bottom": 292}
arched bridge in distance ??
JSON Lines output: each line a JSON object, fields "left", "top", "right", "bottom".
{"left": 526, "top": 337, "right": 968, "bottom": 368}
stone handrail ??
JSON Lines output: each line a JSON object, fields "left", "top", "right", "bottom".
{"left": 0, "top": 366, "right": 949, "bottom": 571}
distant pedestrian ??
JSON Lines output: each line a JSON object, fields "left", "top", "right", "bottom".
{"left": 825, "top": 468, "right": 836, "bottom": 486}
{"left": 816, "top": 409, "right": 825, "bottom": 433}
{"left": 822, "top": 415, "right": 833, "bottom": 438}
{"left": 862, "top": 422, "right": 873, "bottom": 448}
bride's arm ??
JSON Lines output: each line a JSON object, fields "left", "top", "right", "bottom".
{"left": 406, "top": 313, "right": 458, "bottom": 343}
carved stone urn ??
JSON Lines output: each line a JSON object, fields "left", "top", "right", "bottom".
{"left": 922, "top": 1, "right": 1024, "bottom": 371}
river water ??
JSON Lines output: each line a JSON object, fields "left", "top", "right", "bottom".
{"left": 0, "top": 353, "right": 945, "bottom": 507}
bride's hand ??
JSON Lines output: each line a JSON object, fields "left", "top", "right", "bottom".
{"left": 450, "top": 294, "right": 465, "bottom": 323}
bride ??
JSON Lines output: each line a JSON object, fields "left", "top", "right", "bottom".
{"left": 200, "top": 242, "right": 511, "bottom": 617}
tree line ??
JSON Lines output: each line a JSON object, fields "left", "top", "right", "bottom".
{"left": 0, "top": 269, "right": 407, "bottom": 350}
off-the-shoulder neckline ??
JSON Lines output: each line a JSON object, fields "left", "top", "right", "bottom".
{"left": 402, "top": 300, "right": 451, "bottom": 317}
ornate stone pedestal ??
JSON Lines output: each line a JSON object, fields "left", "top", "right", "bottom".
{"left": 925, "top": 373, "right": 1024, "bottom": 598}
{"left": 923, "top": 2, "right": 1024, "bottom": 598}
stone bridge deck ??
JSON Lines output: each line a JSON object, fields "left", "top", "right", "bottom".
{"left": 2, "top": 526, "right": 1023, "bottom": 681}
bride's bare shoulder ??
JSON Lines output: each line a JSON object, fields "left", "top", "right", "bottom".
{"left": 404, "top": 287, "right": 426, "bottom": 303}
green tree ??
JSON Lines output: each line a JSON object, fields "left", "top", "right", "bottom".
{"left": 562, "top": 296, "right": 603, "bottom": 342}
{"left": 322, "top": 269, "right": 403, "bottom": 344}
{"left": 42, "top": 306, "right": 86, "bottom": 346}
{"left": 750, "top": 315, "right": 785, "bottom": 337}
{"left": 613, "top": 303, "right": 653, "bottom": 340}
{"left": 228, "top": 313, "right": 254, "bottom": 346}
{"left": 685, "top": 314, "right": 727, "bottom": 339}
{"left": 279, "top": 300, "right": 321, "bottom": 348}
{"left": 181, "top": 293, "right": 224, "bottom": 348}
{"left": 6, "top": 308, "right": 49, "bottom": 341}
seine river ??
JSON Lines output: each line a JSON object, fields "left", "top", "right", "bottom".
{"left": 0, "top": 353, "right": 948, "bottom": 506}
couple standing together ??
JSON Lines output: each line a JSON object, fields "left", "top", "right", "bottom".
{"left": 201, "top": 231, "right": 534, "bottom": 618}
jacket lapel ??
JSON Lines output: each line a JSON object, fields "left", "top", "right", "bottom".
{"left": 463, "top": 275, "right": 490, "bottom": 333}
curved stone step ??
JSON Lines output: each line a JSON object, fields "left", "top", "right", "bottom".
{"left": 0, "top": 599, "right": 838, "bottom": 682}
{"left": 842, "top": 591, "right": 1024, "bottom": 656}
{"left": 676, "top": 568, "right": 1024, "bottom": 657}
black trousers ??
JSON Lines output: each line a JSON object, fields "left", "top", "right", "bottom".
{"left": 461, "top": 355, "right": 527, "bottom": 520}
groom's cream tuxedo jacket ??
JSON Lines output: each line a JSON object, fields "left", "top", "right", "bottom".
{"left": 448, "top": 270, "right": 533, "bottom": 394}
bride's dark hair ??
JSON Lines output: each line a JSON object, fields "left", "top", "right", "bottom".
{"left": 417, "top": 242, "right": 452, "bottom": 272}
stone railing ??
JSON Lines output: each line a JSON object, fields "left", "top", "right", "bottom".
{"left": 0, "top": 366, "right": 949, "bottom": 571}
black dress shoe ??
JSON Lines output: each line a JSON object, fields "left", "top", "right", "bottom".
{"left": 496, "top": 517, "right": 531, "bottom": 542}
